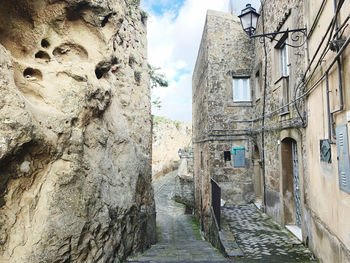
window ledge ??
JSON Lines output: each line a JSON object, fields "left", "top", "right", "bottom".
{"left": 274, "top": 75, "right": 289, "bottom": 84}
{"left": 229, "top": 101, "right": 252, "bottom": 107}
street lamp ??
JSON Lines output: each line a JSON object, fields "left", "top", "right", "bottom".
{"left": 238, "top": 4, "right": 260, "bottom": 37}
{"left": 238, "top": 3, "right": 307, "bottom": 42}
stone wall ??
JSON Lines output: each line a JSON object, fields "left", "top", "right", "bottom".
{"left": 192, "top": 9, "right": 255, "bottom": 240}
{"left": 0, "top": 0, "right": 156, "bottom": 262}
{"left": 152, "top": 116, "right": 192, "bottom": 179}
{"left": 174, "top": 151, "right": 194, "bottom": 207}
{"left": 251, "top": 0, "right": 306, "bottom": 224}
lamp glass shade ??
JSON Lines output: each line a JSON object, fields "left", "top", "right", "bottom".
{"left": 238, "top": 4, "right": 260, "bottom": 37}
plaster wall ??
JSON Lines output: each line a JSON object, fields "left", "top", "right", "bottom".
{"left": 304, "top": 0, "right": 350, "bottom": 261}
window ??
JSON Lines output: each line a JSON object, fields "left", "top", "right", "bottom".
{"left": 224, "top": 151, "right": 231, "bottom": 161}
{"left": 279, "top": 41, "right": 289, "bottom": 77}
{"left": 200, "top": 151, "right": 203, "bottom": 169}
{"left": 233, "top": 78, "right": 250, "bottom": 102}
{"left": 281, "top": 76, "right": 289, "bottom": 113}
{"left": 255, "top": 71, "right": 260, "bottom": 100}
{"left": 275, "top": 36, "right": 290, "bottom": 113}
{"left": 320, "top": 139, "right": 332, "bottom": 163}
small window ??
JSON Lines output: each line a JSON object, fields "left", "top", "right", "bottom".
{"left": 255, "top": 71, "right": 260, "bottom": 100}
{"left": 281, "top": 76, "right": 289, "bottom": 113}
{"left": 233, "top": 78, "right": 251, "bottom": 102}
{"left": 224, "top": 151, "right": 231, "bottom": 161}
{"left": 320, "top": 139, "right": 331, "bottom": 163}
{"left": 279, "top": 42, "right": 289, "bottom": 77}
{"left": 200, "top": 151, "right": 203, "bottom": 169}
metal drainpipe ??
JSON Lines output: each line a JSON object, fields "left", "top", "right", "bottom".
{"left": 259, "top": 0, "right": 268, "bottom": 212}
{"left": 330, "top": 0, "right": 344, "bottom": 139}
{"left": 325, "top": 74, "right": 333, "bottom": 142}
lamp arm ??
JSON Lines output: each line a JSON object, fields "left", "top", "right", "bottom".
{"left": 251, "top": 28, "right": 307, "bottom": 48}
{"left": 250, "top": 28, "right": 307, "bottom": 39}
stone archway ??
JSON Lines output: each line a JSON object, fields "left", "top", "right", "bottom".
{"left": 281, "top": 138, "right": 301, "bottom": 227}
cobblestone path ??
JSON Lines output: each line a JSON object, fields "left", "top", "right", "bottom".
{"left": 127, "top": 171, "right": 228, "bottom": 263}
{"left": 222, "top": 205, "right": 316, "bottom": 263}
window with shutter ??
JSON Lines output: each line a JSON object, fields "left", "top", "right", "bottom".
{"left": 336, "top": 125, "right": 350, "bottom": 194}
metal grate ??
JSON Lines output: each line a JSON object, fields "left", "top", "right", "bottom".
{"left": 211, "top": 178, "right": 221, "bottom": 229}
{"left": 320, "top": 140, "right": 332, "bottom": 163}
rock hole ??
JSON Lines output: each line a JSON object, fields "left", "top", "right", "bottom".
{"left": 111, "top": 56, "right": 118, "bottom": 65}
{"left": 95, "top": 60, "right": 112, "bottom": 79}
{"left": 23, "top": 68, "right": 42, "bottom": 80}
{"left": 129, "top": 55, "right": 135, "bottom": 67}
{"left": 134, "top": 71, "right": 141, "bottom": 83}
{"left": 95, "top": 67, "right": 106, "bottom": 79}
{"left": 41, "top": 39, "right": 50, "bottom": 48}
{"left": 101, "top": 13, "right": 113, "bottom": 27}
{"left": 71, "top": 118, "right": 78, "bottom": 126}
{"left": 35, "top": 51, "right": 51, "bottom": 61}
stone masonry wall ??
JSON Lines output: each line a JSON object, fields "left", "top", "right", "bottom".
{"left": 0, "top": 0, "right": 156, "bottom": 262}
{"left": 205, "top": 10, "right": 255, "bottom": 205}
{"left": 193, "top": 9, "right": 255, "bottom": 241}
{"left": 192, "top": 13, "right": 211, "bottom": 235}
{"left": 251, "top": 0, "right": 306, "bottom": 223}
{"left": 174, "top": 152, "right": 194, "bottom": 208}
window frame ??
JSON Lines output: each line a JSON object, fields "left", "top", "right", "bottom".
{"left": 232, "top": 77, "right": 251, "bottom": 102}
{"left": 280, "top": 41, "right": 289, "bottom": 77}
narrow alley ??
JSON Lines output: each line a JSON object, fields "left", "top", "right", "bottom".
{"left": 127, "top": 171, "right": 315, "bottom": 263}
{"left": 128, "top": 171, "right": 228, "bottom": 262}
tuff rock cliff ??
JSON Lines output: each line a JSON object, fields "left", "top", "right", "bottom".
{"left": 0, "top": 0, "right": 156, "bottom": 262}
{"left": 152, "top": 116, "right": 192, "bottom": 178}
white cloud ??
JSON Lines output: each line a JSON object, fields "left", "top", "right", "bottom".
{"left": 143, "top": 0, "right": 260, "bottom": 122}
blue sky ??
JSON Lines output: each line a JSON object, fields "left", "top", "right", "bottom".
{"left": 142, "top": 0, "right": 261, "bottom": 122}
{"left": 145, "top": 0, "right": 186, "bottom": 17}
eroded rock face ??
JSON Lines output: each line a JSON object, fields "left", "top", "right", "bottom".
{"left": 0, "top": 0, "right": 155, "bottom": 262}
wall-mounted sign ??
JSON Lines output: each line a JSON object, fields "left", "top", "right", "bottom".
{"left": 233, "top": 147, "right": 245, "bottom": 167}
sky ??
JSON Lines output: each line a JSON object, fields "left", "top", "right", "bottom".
{"left": 141, "top": 0, "right": 261, "bottom": 122}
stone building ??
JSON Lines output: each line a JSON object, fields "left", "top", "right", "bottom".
{"left": 251, "top": 0, "right": 307, "bottom": 235}
{"left": 0, "top": 0, "right": 156, "bottom": 262}
{"left": 192, "top": 10, "right": 255, "bottom": 238}
{"left": 193, "top": 0, "right": 350, "bottom": 262}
